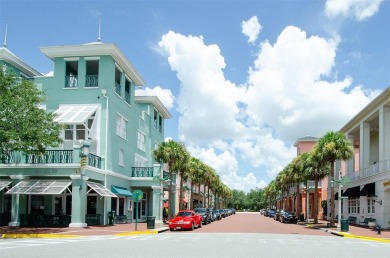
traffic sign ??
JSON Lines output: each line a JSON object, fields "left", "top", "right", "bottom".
{"left": 132, "top": 190, "right": 143, "bottom": 202}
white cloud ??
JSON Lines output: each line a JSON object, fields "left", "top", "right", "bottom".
{"left": 241, "top": 16, "right": 262, "bottom": 44}
{"left": 135, "top": 86, "right": 175, "bottom": 109}
{"left": 157, "top": 25, "right": 377, "bottom": 191}
{"left": 325, "top": 0, "right": 384, "bottom": 21}
{"left": 44, "top": 71, "right": 54, "bottom": 76}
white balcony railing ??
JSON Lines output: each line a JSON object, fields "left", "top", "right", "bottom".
{"left": 347, "top": 159, "right": 390, "bottom": 181}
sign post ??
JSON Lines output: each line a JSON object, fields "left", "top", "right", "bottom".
{"left": 132, "top": 190, "right": 143, "bottom": 231}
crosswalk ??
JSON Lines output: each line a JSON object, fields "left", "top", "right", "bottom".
{"left": 1, "top": 233, "right": 388, "bottom": 250}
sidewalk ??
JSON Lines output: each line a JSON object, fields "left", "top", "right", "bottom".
{"left": 303, "top": 219, "right": 390, "bottom": 243}
{"left": 0, "top": 222, "right": 169, "bottom": 239}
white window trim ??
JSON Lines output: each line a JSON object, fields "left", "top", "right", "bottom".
{"left": 116, "top": 113, "right": 128, "bottom": 140}
{"left": 84, "top": 56, "right": 100, "bottom": 60}
{"left": 64, "top": 57, "right": 80, "bottom": 61}
{"left": 119, "top": 149, "right": 125, "bottom": 167}
{"left": 137, "top": 131, "right": 146, "bottom": 152}
{"left": 135, "top": 153, "right": 147, "bottom": 167}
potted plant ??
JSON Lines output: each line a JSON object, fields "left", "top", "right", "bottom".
{"left": 368, "top": 218, "right": 376, "bottom": 229}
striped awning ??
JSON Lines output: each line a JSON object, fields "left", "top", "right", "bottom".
{"left": 0, "top": 181, "right": 12, "bottom": 191}
{"left": 6, "top": 180, "right": 71, "bottom": 195}
{"left": 87, "top": 182, "right": 117, "bottom": 197}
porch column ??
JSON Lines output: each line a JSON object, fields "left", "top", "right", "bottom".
{"left": 379, "top": 106, "right": 390, "bottom": 162}
{"left": 8, "top": 175, "right": 28, "bottom": 227}
{"left": 346, "top": 133, "right": 355, "bottom": 174}
{"left": 69, "top": 175, "right": 88, "bottom": 227}
{"left": 152, "top": 185, "right": 163, "bottom": 223}
{"left": 360, "top": 122, "right": 370, "bottom": 170}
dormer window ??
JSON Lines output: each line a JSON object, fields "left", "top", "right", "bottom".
{"left": 65, "top": 59, "right": 79, "bottom": 88}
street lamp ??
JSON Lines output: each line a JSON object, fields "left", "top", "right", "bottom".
{"left": 80, "top": 141, "right": 90, "bottom": 190}
{"left": 372, "top": 194, "right": 382, "bottom": 205}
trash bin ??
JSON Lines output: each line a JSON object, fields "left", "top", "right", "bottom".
{"left": 108, "top": 211, "right": 116, "bottom": 226}
{"left": 147, "top": 216, "right": 155, "bottom": 229}
{"left": 341, "top": 219, "right": 349, "bottom": 232}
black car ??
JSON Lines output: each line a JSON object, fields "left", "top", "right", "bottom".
{"left": 214, "top": 209, "right": 222, "bottom": 220}
{"left": 194, "top": 208, "right": 211, "bottom": 224}
{"left": 279, "top": 211, "right": 297, "bottom": 223}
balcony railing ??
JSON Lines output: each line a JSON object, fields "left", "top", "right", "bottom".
{"left": 65, "top": 75, "right": 78, "bottom": 88}
{"left": 125, "top": 91, "right": 130, "bottom": 104}
{"left": 85, "top": 75, "right": 99, "bottom": 87}
{"left": 1, "top": 150, "right": 102, "bottom": 169}
{"left": 131, "top": 167, "right": 154, "bottom": 177}
{"left": 347, "top": 159, "right": 390, "bottom": 182}
{"left": 115, "top": 82, "right": 121, "bottom": 96}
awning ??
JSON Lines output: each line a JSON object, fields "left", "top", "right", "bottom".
{"left": 54, "top": 105, "right": 98, "bottom": 124}
{"left": 6, "top": 180, "right": 71, "bottom": 195}
{"left": 111, "top": 186, "right": 132, "bottom": 197}
{"left": 360, "top": 182, "right": 375, "bottom": 196}
{"left": 0, "top": 181, "right": 12, "bottom": 191}
{"left": 87, "top": 182, "right": 117, "bottom": 197}
{"left": 343, "top": 186, "right": 360, "bottom": 198}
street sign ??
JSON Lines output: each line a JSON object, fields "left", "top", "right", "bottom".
{"left": 132, "top": 190, "right": 143, "bottom": 202}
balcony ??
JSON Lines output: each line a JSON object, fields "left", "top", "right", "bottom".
{"left": 131, "top": 167, "right": 154, "bottom": 177}
{"left": 85, "top": 75, "right": 99, "bottom": 87}
{"left": 347, "top": 159, "right": 390, "bottom": 182}
{"left": 115, "top": 82, "right": 121, "bottom": 96}
{"left": 0, "top": 150, "right": 102, "bottom": 169}
{"left": 65, "top": 75, "right": 78, "bottom": 88}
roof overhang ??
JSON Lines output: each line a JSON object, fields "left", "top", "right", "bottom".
{"left": 40, "top": 43, "right": 145, "bottom": 86}
{"left": 135, "top": 96, "right": 172, "bottom": 119}
{"left": 0, "top": 47, "right": 42, "bottom": 77}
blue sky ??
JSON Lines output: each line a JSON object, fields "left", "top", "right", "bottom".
{"left": 1, "top": 0, "right": 389, "bottom": 192}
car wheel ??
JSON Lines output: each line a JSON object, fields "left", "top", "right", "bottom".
{"left": 199, "top": 221, "right": 202, "bottom": 228}
{"left": 169, "top": 228, "right": 174, "bottom": 231}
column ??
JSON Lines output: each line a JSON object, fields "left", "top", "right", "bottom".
{"left": 152, "top": 185, "right": 163, "bottom": 223}
{"left": 69, "top": 175, "right": 88, "bottom": 227}
{"left": 360, "top": 122, "right": 370, "bottom": 171}
{"left": 8, "top": 175, "right": 27, "bottom": 227}
{"left": 347, "top": 133, "right": 355, "bottom": 174}
{"left": 379, "top": 106, "right": 390, "bottom": 162}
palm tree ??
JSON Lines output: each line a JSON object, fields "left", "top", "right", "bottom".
{"left": 153, "top": 140, "right": 187, "bottom": 219}
{"left": 316, "top": 131, "right": 354, "bottom": 227}
{"left": 308, "top": 146, "right": 330, "bottom": 223}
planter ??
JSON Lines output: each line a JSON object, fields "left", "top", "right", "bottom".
{"left": 368, "top": 221, "right": 376, "bottom": 229}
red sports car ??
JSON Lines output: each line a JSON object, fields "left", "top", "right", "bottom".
{"left": 168, "top": 210, "right": 202, "bottom": 231}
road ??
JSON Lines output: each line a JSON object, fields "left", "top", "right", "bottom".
{"left": 1, "top": 212, "right": 389, "bottom": 258}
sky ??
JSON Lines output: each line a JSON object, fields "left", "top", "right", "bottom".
{"left": 1, "top": 0, "right": 389, "bottom": 192}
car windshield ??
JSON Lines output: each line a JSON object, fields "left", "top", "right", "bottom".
{"left": 176, "top": 211, "right": 192, "bottom": 217}
{"left": 194, "top": 208, "right": 206, "bottom": 213}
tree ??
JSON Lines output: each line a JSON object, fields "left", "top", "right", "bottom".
{"left": 153, "top": 140, "right": 187, "bottom": 219}
{"left": 316, "top": 131, "right": 354, "bottom": 227}
{"left": 0, "top": 70, "right": 62, "bottom": 157}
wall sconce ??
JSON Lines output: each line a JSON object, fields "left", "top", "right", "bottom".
{"left": 372, "top": 194, "right": 382, "bottom": 205}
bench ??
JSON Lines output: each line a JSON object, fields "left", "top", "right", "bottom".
{"left": 115, "top": 215, "right": 128, "bottom": 224}
{"left": 359, "top": 218, "right": 375, "bottom": 226}
{"left": 348, "top": 216, "right": 357, "bottom": 224}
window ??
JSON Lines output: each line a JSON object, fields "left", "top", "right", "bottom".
{"left": 154, "top": 110, "right": 158, "bottom": 129}
{"left": 158, "top": 114, "right": 163, "bottom": 133}
{"left": 137, "top": 131, "right": 145, "bottom": 151}
{"left": 64, "top": 124, "right": 86, "bottom": 140}
{"left": 348, "top": 198, "right": 360, "bottom": 214}
{"left": 85, "top": 59, "right": 99, "bottom": 87}
{"left": 367, "top": 198, "right": 375, "bottom": 214}
{"left": 65, "top": 59, "right": 79, "bottom": 88}
{"left": 135, "top": 154, "right": 147, "bottom": 167}
{"left": 119, "top": 149, "right": 124, "bottom": 166}
{"left": 115, "top": 66, "right": 122, "bottom": 96}
{"left": 125, "top": 77, "right": 131, "bottom": 104}
{"left": 116, "top": 114, "right": 127, "bottom": 139}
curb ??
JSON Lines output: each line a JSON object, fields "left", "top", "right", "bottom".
{"left": 1, "top": 227, "right": 170, "bottom": 239}
{"left": 329, "top": 230, "right": 390, "bottom": 243}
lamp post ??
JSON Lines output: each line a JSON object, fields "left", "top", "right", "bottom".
{"left": 80, "top": 141, "right": 90, "bottom": 190}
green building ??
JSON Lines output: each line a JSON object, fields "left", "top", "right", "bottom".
{"left": 0, "top": 42, "right": 173, "bottom": 227}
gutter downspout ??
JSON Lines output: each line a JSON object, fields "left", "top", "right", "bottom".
{"left": 102, "top": 89, "right": 109, "bottom": 225}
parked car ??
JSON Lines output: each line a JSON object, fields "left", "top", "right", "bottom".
{"left": 194, "top": 207, "right": 211, "bottom": 224}
{"left": 208, "top": 208, "right": 216, "bottom": 222}
{"left": 214, "top": 209, "right": 222, "bottom": 220}
{"left": 279, "top": 210, "right": 297, "bottom": 223}
{"left": 168, "top": 210, "right": 202, "bottom": 231}
{"left": 274, "top": 210, "right": 283, "bottom": 221}
{"left": 267, "top": 208, "right": 277, "bottom": 218}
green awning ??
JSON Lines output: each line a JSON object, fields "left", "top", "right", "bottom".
{"left": 111, "top": 186, "right": 132, "bottom": 197}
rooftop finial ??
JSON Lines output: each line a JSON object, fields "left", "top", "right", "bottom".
{"left": 98, "top": 14, "right": 102, "bottom": 42}
{"left": 3, "top": 22, "right": 8, "bottom": 48}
